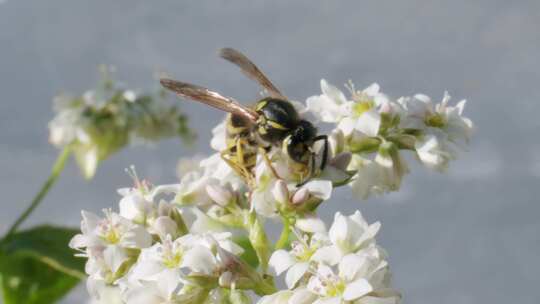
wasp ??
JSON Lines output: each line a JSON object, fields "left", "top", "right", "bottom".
{"left": 160, "top": 48, "right": 328, "bottom": 186}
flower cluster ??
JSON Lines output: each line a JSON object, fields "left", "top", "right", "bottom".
{"left": 307, "top": 80, "right": 473, "bottom": 199}
{"left": 49, "top": 67, "right": 194, "bottom": 178}
{"left": 263, "top": 211, "right": 399, "bottom": 304}
{"left": 71, "top": 79, "right": 473, "bottom": 303}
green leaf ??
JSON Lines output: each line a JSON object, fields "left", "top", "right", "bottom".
{"left": 0, "top": 251, "right": 80, "bottom": 304}
{"left": 0, "top": 225, "right": 85, "bottom": 278}
{"left": 233, "top": 236, "right": 259, "bottom": 268}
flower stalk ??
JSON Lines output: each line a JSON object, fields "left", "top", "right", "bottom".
{"left": 6, "top": 145, "right": 72, "bottom": 237}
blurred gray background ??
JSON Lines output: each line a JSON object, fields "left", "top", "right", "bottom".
{"left": 1, "top": 0, "right": 539, "bottom": 303}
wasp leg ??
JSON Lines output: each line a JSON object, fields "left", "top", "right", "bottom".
{"left": 220, "top": 139, "right": 255, "bottom": 187}
{"left": 259, "top": 147, "right": 281, "bottom": 180}
{"left": 296, "top": 150, "right": 316, "bottom": 187}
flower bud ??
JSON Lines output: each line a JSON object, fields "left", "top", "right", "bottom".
{"left": 291, "top": 188, "right": 309, "bottom": 205}
{"left": 330, "top": 152, "right": 352, "bottom": 171}
{"left": 272, "top": 180, "right": 290, "bottom": 204}
{"left": 206, "top": 183, "right": 234, "bottom": 207}
{"left": 218, "top": 271, "right": 234, "bottom": 288}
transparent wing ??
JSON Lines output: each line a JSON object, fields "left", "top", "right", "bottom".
{"left": 160, "top": 78, "right": 259, "bottom": 122}
{"left": 219, "top": 47, "right": 287, "bottom": 99}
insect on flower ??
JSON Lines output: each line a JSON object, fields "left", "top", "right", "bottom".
{"left": 160, "top": 48, "right": 328, "bottom": 187}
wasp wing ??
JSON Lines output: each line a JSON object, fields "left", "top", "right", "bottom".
{"left": 219, "top": 48, "right": 287, "bottom": 100}
{"left": 160, "top": 78, "right": 259, "bottom": 122}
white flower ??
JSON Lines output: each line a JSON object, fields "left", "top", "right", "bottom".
{"left": 347, "top": 155, "right": 391, "bottom": 200}
{"left": 85, "top": 245, "right": 131, "bottom": 289}
{"left": 415, "top": 129, "right": 457, "bottom": 172}
{"left": 373, "top": 142, "right": 409, "bottom": 192}
{"left": 307, "top": 254, "right": 400, "bottom": 304}
{"left": 70, "top": 209, "right": 152, "bottom": 251}
{"left": 306, "top": 79, "right": 350, "bottom": 123}
{"left": 175, "top": 169, "right": 217, "bottom": 207}
{"left": 269, "top": 232, "right": 330, "bottom": 289}
{"left": 400, "top": 92, "right": 473, "bottom": 142}
{"left": 307, "top": 80, "right": 388, "bottom": 138}
{"left": 127, "top": 236, "right": 187, "bottom": 284}
{"left": 312, "top": 211, "right": 380, "bottom": 265}
{"left": 122, "top": 270, "right": 183, "bottom": 304}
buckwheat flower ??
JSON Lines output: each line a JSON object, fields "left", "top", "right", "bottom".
{"left": 400, "top": 92, "right": 473, "bottom": 143}
{"left": 269, "top": 232, "right": 330, "bottom": 289}
{"left": 312, "top": 211, "right": 380, "bottom": 266}
{"left": 415, "top": 129, "right": 457, "bottom": 172}
{"left": 174, "top": 169, "right": 218, "bottom": 207}
{"left": 307, "top": 80, "right": 387, "bottom": 138}
{"left": 70, "top": 209, "right": 152, "bottom": 251}
{"left": 122, "top": 270, "right": 183, "bottom": 304}
{"left": 86, "top": 245, "right": 129, "bottom": 281}
{"left": 48, "top": 69, "right": 193, "bottom": 179}
{"left": 399, "top": 92, "right": 473, "bottom": 171}
{"left": 307, "top": 254, "right": 400, "bottom": 304}
{"left": 347, "top": 155, "right": 390, "bottom": 200}
{"left": 117, "top": 169, "right": 181, "bottom": 227}
{"left": 306, "top": 79, "right": 350, "bottom": 123}
{"left": 127, "top": 235, "right": 188, "bottom": 283}
{"left": 373, "top": 142, "right": 409, "bottom": 192}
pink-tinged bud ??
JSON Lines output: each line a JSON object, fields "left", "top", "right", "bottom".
{"left": 272, "top": 180, "right": 290, "bottom": 204}
{"left": 380, "top": 102, "right": 392, "bottom": 114}
{"left": 331, "top": 152, "right": 352, "bottom": 170}
{"left": 292, "top": 188, "right": 310, "bottom": 205}
{"left": 219, "top": 271, "right": 234, "bottom": 288}
{"left": 206, "top": 184, "right": 233, "bottom": 207}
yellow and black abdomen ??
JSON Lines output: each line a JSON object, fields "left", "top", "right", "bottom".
{"left": 224, "top": 113, "right": 259, "bottom": 170}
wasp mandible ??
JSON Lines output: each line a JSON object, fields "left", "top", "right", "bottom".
{"left": 160, "top": 48, "right": 328, "bottom": 186}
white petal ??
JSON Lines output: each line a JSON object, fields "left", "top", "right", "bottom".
{"left": 343, "top": 278, "right": 373, "bottom": 301}
{"left": 321, "top": 79, "right": 347, "bottom": 105}
{"left": 296, "top": 216, "right": 327, "bottom": 234}
{"left": 338, "top": 254, "right": 365, "bottom": 282}
{"left": 311, "top": 245, "right": 342, "bottom": 266}
{"left": 285, "top": 262, "right": 309, "bottom": 289}
{"left": 337, "top": 117, "right": 356, "bottom": 136}
{"left": 328, "top": 212, "right": 347, "bottom": 245}
{"left": 182, "top": 246, "right": 217, "bottom": 275}
{"left": 364, "top": 83, "right": 380, "bottom": 96}
{"left": 103, "top": 245, "right": 128, "bottom": 274}
{"left": 355, "top": 109, "right": 380, "bottom": 137}
{"left": 302, "top": 180, "right": 333, "bottom": 200}
{"left": 269, "top": 250, "right": 296, "bottom": 275}
{"left": 288, "top": 288, "right": 318, "bottom": 304}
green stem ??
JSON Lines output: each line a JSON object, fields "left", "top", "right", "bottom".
{"left": 275, "top": 217, "right": 291, "bottom": 250}
{"left": 6, "top": 146, "right": 72, "bottom": 237}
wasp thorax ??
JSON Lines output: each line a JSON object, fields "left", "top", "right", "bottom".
{"left": 255, "top": 98, "right": 300, "bottom": 143}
